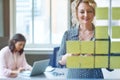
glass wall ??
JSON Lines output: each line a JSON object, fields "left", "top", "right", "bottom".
{"left": 16, "top": 0, "right": 68, "bottom": 48}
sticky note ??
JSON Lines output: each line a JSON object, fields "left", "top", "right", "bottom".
{"left": 95, "top": 26, "right": 108, "bottom": 39}
{"left": 111, "top": 41, "right": 120, "bottom": 53}
{"left": 110, "top": 56, "right": 120, "bottom": 69}
{"left": 95, "top": 41, "right": 109, "bottom": 54}
{"left": 96, "top": 8, "right": 108, "bottom": 20}
{"left": 112, "top": 27, "right": 120, "bottom": 38}
{"left": 66, "top": 41, "right": 80, "bottom": 54}
{"left": 67, "top": 56, "right": 94, "bottom": 68}
{"left": 95, "top": 56, "right": 108, "bottom": 68}
{"left": 81, "top": 41, "right": 94, "bottom": 54}
{"left": 112, "top": 8, "right": 120, "bottom": 20}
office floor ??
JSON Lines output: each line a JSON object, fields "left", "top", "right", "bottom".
{"left": 102, "top": 69, "right": 120, "bottom": 79}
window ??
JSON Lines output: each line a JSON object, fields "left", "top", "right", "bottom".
{"left": 15, "top": 0, "right": 69, "bottom": 48}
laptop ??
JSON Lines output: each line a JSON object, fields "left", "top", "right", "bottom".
{"left": 20, "top": 59, "right": 49, "bottom": 76}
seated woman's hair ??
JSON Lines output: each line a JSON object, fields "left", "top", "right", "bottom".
{"left": 9, "top": 33, "right": 26, "bottom": 55}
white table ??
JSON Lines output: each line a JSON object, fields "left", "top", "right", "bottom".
{"left": 0, "top": 68, "right": 67, "bottom": 80}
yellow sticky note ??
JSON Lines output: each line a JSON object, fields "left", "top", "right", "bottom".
{"left": 95, "top": 26, "right": 108, "bottom": 39}
{"left": 110, "top": 56, "right": 120, "bottom": 69}
{"left": 81, "top": 41, "right": 94, "bottom": 54}
{"left": 67, "top": 56, "right": 94, "bottom": 68}
{"left": 111, "top": 42, "right": 120, "bottom": 53}
{"left": 112, "top": 27, "right": 120, "bottom": 38}
{"left": 95, "top": 56, "right": 108, "bottom": 68}
{"left": 112, "top": 8, "right": 120, "bottom": 20}
{"left": 95, "top": 41, "right": 109, "bottom": 54}
{"left": 66, "top": 56, "right": 80, "bottom": 68}
{"left": 66, "top": 41, "right": 80, "bottom": 54}
{"left": 96, "top": 7, "right": 108, "bottom": 20}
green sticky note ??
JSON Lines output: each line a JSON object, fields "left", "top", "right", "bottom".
{"left": 95, "top": 41, "right": 109, "bottom": 54}
{"left": 111, "top": 42, "right": 120, "bottom": 53}
{"left": 81, "top": 41, "right": 94, "bottom": 54}
{"left": 112, "top": 8, "right": 120, "bottom": 20}
{"left": 110, "top": 56, "right": 120, "bottom": 69}
{"left": 67, "top": 56, "right": 94, "bottom": 68}
{"left": 96, "top": 7, "right": 108, "bottom": 20}
{"left": 95, "top": 26, "right": 108, "bottom": 39}
{"left": 66, "top": 41, "right": 80, "bottom": 54}
{"left": 95, "top": 56, "right": 108, "bottom": 68}
{"left": 112, "top": 27, "right": 120, "bottom": 38}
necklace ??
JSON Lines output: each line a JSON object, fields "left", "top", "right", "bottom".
{"left": 79, "top": 27, "right": 94, "bottom": 41}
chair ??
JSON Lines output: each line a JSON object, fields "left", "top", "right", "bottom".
{"left": 49, "top": 47, "right": 60, "bottom": 67}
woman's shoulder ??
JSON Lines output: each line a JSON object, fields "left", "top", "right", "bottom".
{"left": 0, "top": 46, "right": 10, "bottom": 54}
{"left": 67, "top": 25, "right": 79, "bottom": 33}
{"left": 0, "top": 46, "right": 9, "bottom": 51}
{"left": 65, "top": 26, "right": 78, "bottom": 36}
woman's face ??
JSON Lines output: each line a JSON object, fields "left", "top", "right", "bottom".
{"left": 15, "top": 41, "right": 25, "bottom": 51}
{"left": 77, "top": 2, "right": 95, "bottom": 25}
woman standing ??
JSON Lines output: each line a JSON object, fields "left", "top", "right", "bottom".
{"left": 57, "top": 0, "right": 104, "bottom": 79}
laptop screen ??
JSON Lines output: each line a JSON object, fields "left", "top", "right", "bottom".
{"left": 30, "top": 59, "right": 49, "bottom": 76}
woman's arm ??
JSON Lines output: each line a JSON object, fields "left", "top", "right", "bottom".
{"left": 0, "top": 47, "right": 17, "bottom": 77}
{"left": 56, "top": 31, "right": 68, "bottom": 67}
{"left": 20, "top": 53, "right": 32, "bottom": 70}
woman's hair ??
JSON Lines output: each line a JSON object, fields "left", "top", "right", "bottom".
{"left": 76, "top": 0, "right": 96, "bottom": 14}
{"left": 9, "top": 33, "right": 26, "bottom": 55}
{"left": 71, "top": 0, "right": 97, "bottom": 26}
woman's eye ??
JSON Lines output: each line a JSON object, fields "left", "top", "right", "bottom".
{"left": 87, "top": 11, "right": 93, "bottom": 13}
{"left": 80, "top": 11, "right": 84, "bottom": 14}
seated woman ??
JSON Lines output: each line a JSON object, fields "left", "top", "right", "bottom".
{"left": 0, "top": 33, "right": 32, "bottom": 78}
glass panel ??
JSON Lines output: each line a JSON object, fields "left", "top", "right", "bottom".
{"left": 95, "top": 0, "right": 109, "bottom": 26}
{"left": 16, "top": 0, "right": 50, "bottom": 44}
{"left": 16, "top": 0, "right": 69, "bottom": 47}
{"left": 95, "top": 0, "right": 109, "bottom": 7}
{"left": 112, "top": 0, "right": 120, "bottom": 40}
{"left": 51, "top": 0, "right": 68, "bottom": 44}
{"left": 33, "top": 0, "right": 50, "bottom": 44}
{"left": 0, "top": 0, "right": 3, "bottom": 37}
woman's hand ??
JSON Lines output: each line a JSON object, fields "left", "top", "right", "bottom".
{"left": 18, "top": 67, "right": 25, "bottom": 72}
{"left": 58, "top": 53, "right": 93, "bottom": 65}
{"left": 10, "top": 70, "right": 19, "bottom": 78}
{"left": 58, "top": 54, "right": 71, "bottom": 65}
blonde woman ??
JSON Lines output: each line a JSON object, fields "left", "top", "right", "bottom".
{"left": 57, "top": 0, "right": 104, "bottom": 79}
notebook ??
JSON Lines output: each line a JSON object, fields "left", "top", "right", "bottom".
{"left": 20, "top": 59, "right": 49, "bottom": 76}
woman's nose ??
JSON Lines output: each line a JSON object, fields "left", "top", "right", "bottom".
{"left": 84, "top": 11, "right": 88, "bottom": 17}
